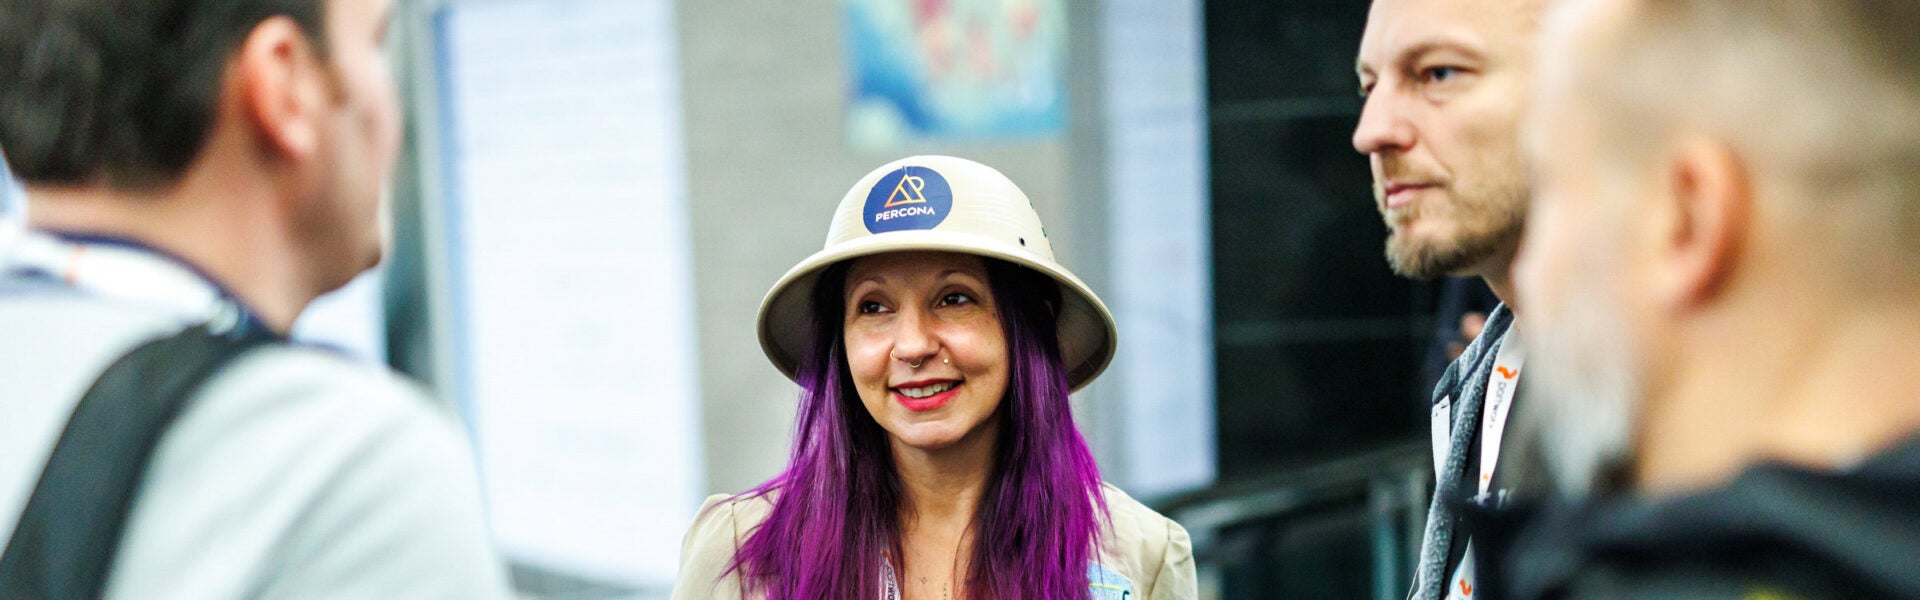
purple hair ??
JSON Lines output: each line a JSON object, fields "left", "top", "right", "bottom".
{"left": 727, "top": 258, "right": 1108, "bottom": 599}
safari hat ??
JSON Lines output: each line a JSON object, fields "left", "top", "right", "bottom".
{"left": 757, "top": 155, "right": 1117, "bottom": 392}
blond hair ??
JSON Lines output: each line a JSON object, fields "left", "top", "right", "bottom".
{"left": 1574, "top": 0, "right": 1920, "bottom": 289}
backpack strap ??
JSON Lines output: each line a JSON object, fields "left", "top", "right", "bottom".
{"left": 0, "top": 324, "right": 276, "bottom": 600}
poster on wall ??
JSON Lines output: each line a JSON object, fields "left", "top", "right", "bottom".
{"left": 843, "top": 0, "right": 1067, "bottom": 147}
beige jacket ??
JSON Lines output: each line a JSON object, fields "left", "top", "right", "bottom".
{"left": 671, "top": 483, "right": 1197, "bottom": 599}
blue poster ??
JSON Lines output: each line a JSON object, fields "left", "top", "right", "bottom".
{"left": 844, "top": 0, "right": 1066, "bottom": 146}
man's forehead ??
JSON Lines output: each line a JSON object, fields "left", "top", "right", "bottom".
{"left": 1358, "top": 0, "right": 1541, "bottom": 67}
{"left": 327, "top": 0, "right": 396, "bottom": 22}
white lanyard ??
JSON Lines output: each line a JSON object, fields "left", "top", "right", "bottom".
{"left": 1420, "top": 332, "right": 1522, "bottom": 600}
{"left": 3, "top": 230, "right": 247, "bottom": 331}
{"left": 1476, "top": 330, "right": 1523, "bottom": 497}
{"left": 882, "top": 556, "right": 900, "bottom": 600}
{"left": 1429, "top": 330, "right": 1525, "bottom": 498}
{"left": 0, "top": 218, "right": 21, "bottom": 253}
{"left": 1446, "top": 543, "right": 1479, "bottom": 600}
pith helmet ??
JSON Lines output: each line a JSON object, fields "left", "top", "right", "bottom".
{"left": 756, "top": 155, "right": 1117, "bottom": 392}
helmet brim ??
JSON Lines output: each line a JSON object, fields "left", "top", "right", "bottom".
{"left": 756, "top": 229, "right": 1117, "bottom": 393}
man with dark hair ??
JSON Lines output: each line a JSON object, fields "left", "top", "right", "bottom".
{"left": 1497, "top": 0, "right": 1920, "bottom": 597}
{"left": 0, "top": 1, "right": 509, "bottom": 597}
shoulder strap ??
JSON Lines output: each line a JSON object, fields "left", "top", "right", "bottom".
{"left": 0, "top": 324, "right": 276, "bottom": 600}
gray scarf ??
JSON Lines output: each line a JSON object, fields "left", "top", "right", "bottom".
{"left": 1413, "top": 304, "right": 1514, "bottom": 600}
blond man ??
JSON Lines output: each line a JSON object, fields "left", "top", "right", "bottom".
{"left": 1498, "top": 0, "right": 1920, "bottom": 597}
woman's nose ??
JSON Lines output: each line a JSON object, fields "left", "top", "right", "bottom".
{"left": 889, "top": 307, "right": 940, "bottom": 366}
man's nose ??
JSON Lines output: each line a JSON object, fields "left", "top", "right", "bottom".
{"left": 1353, "top": 87, "right": 1416, "bottom": 156}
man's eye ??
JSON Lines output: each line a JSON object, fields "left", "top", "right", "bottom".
{"left": 1423, "top": 66, "right": 1460, "bottom": 83}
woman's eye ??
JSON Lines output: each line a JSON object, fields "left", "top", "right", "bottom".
{"left": 939, "top": 293, "right": 973, "bottom": 307}
{"left": 857, "top": 301, "right": 887, "bottom": 314}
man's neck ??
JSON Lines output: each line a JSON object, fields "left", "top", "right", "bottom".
{"left": 1478, "top": 253, "right": 1520, "bottom": 315}
{"left": 1636, "top": 303, "right": 1920, "bottom": 494}
{"left": 25, "top": 177, "right": 313, "bottom": 334}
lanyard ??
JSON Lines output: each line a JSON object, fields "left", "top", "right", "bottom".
{"left": 882, "top": 555, "right": 900, "bottom": 600}
{"left": 2, "top": 230, "right": 269, "bottom": 338}
{"left": 1476, "top": 331, "right": 1523, "bottom": 497}
{"left": 880, "top": 555, "right": 1133, "bottom": 598}
{"left": 0, "top": 219, "right": 20, "bottom": 253}
{"left": 1425, "top": 331, "right": 1522, "bottom": 600}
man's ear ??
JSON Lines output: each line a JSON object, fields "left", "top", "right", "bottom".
{"left": 231, "top": 16, "right": 328, "bottom": 163}
{"left": 1652, "top": 137, "right": 1750, "bottom": 311}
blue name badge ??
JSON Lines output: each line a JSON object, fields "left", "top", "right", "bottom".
{"left": 1088, "top": 562, "right": 1135, "bottom": 599}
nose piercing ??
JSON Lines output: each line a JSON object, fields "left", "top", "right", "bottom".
{"left": 892, "top": 352, "right": 953, "bottom": 368}
{"left": 890, "top": 352, "right": 924, "bottom": 369}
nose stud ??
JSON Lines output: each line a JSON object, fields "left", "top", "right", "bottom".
{"left": 890, "top": 353, "right": 952, "bottom": 369}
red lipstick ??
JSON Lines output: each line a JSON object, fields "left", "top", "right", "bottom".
{"left": 892, "top": 379, "right": 962, "bottom": 412}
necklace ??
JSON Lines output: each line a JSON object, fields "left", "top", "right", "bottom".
{"left": 891, "top": 519, "right": 971, "bottom": 599}
{"left": 943, "top": 529, "right": 962, "bottom": 600}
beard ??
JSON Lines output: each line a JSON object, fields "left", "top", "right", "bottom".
{"left": 1384, "top": 211, "right": 1524, "bottom": 279}
{"left": 1524, "top": 249, "right": 1642, "bottom": 498}
{"left": 1377, "top": 162, "right": 1529, "bottom": 279}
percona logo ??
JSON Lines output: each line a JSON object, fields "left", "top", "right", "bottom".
{"left": 884, "top": 173, "right": 929, "bottom": 208}
{"left": 863, "top": 166, "right": 953, "bottom": 234}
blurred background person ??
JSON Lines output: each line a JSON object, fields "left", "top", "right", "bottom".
{"left": 1504, "top": 0, "right": 1920, "bottom": 597}
{"left": 1353, "top": 0, "right": 1551, "bottom": 597}
{"left": 673, "top": 156, "right": 1195, "bottom": 599}
{"left": 0, "top": 0, "right": 508, "bottom": 597}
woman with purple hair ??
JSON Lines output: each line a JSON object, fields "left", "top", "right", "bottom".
{"left": 670, "top": 156, "right": 1196, "bottom": 599}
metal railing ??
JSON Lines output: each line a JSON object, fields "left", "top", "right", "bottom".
{"left": 1153, "top": 442, "right": 1433, "bottom": 600}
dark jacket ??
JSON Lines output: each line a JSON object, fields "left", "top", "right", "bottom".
{"left": 1476, "top": 434, "right": 1920, "bottom": 600}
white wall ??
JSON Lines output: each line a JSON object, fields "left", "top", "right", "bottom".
{"left": 1097, "top": 0, "right": 1216, "bottom": 498}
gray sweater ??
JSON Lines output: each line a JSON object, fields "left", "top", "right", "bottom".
{"left": 0, "top": 232, "right": 510, "bottom": 599}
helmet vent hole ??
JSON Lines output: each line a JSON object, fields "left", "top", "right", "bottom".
{"left": 1018, "top": 237, "right": 1026, "bottom": 246}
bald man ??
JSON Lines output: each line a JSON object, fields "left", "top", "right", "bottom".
{"left": 1493, "top": 0, "right": 1920, "bottom": 597}
{"left": 1353, "top": 1, "right": 1548, "bottom": 598}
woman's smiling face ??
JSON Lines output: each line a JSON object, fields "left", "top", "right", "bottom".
{"left": 842, "top": 251, "right": 1010, "bottom": 452}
